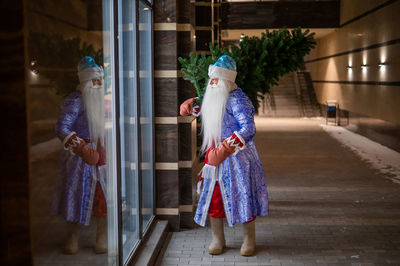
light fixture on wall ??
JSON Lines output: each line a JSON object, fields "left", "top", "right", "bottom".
{"left": 378, "top": 62, "right": 387, "bottom": 68}
{"left": 30, "top": 58, "right": 39, "bottom": 76}
{"left": 346, "top": 65, "right": 353, "bottom": 70}
{"left": 30, "top": 59, "right": 37, "bottom": 67}
{"left": 240, "top": 33, "right": 245, "bottom": 42}
{"left": 361, "top": 64, "right": 369, "bottom": 69}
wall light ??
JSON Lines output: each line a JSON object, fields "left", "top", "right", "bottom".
{"left": 361, "top": 64, "right": 369, "bottom": 69}
{"left": 30, "top": 58, "right": 39, "bottom": 76}
{"left": 346, "top": 65, "right": 353, "bottom": 70}
{"left": 378, "top": 62, "right": 387, "bottom": 71}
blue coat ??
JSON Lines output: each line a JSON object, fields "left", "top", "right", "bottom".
{"left": 54, "top": 91, "right": 106, "bottom": 225}
{"left": 194, "top": 88, "right": 269, "bottom": 226}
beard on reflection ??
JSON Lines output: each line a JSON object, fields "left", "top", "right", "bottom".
{"left": 80, "top": 81, "right": 105, "bottom": 146}
{"left": 200, "top": 79, "right": 237, "bottom": 153}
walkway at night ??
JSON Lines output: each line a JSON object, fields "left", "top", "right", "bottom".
{"left": 158, "top": 117, "right": 400, "bottom": 266}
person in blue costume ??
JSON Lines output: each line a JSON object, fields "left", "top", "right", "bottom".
{"left": 54, "top": 56, "right": 107, "bottom": 254}
{"left": 180, "top": 55, "right": 269, "bottom": 256}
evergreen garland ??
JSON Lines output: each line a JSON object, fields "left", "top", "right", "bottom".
{"left": 179, "top": 27, "right": 316, "bottom": 109}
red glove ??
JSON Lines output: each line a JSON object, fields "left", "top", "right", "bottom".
{"left": 179, "top": 98, "right": 195, "bottom": 116}
{"left": 207, "top": 132, "right": 246, "bottom": 166}
{"left": 64, "top": 133, "right": 99, "bottom": 165}
{"left": 207, "top": 140, "right": 236, "bottom": 166}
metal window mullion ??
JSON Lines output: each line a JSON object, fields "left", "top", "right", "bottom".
{"left": 150, "top": 1, "right": 156, "bottom": 221}
{"left": 112, "top": 0, "right": 123, "bottom": 265}
{"left": 135, "top": 0, "right": 143, "bottom": 242}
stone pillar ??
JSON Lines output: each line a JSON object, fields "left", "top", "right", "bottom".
{"left": 154, "top": 0, "right": 198, "bottom": 231}
{"left": 0, "top": 0, "right": 32, "bottom": 265}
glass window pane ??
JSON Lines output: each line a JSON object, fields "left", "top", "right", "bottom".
{"left": 102, "top": 0, "right": 119, "bottom": 264}
{"left": 118, "top": 1, "right": 139, "bottom": 263}
{"left": 139, "top": 1, "right": 154, "bottom": 232}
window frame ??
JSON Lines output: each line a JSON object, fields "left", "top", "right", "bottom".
{"left": 110, "top": 0, "right": 155, "bottom": 265}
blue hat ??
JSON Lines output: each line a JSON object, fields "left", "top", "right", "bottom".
{"left": 214, "top": 55, "right": 237, "bottom": 71}
{"left": 78, "top": 56, "right": 99, "bottom": 71}
{"left": 208, "top": 55, "right": 237, "bottom": 82}
{"left": 77, "top": 56, "right": 103, "bottom": 83}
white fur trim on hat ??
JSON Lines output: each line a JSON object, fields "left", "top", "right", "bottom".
{"left": 208, "top": 65, "right": 237, "bottom": 83}
{"left": 78, "top": 67, "right": 104, "bottom": 83}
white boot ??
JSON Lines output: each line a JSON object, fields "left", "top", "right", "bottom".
{"left": 63, "top": 222, "right": 79, "bottom": 254}
{"left": 94, "top": 217, "right": 108, "bottom": 254}
{"left": 208, "top": 217, "right": 226, "bottom": 255}
{"left": 240, "top": 220, "right": 255, "bottom": 256}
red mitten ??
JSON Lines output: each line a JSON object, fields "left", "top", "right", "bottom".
{"left": 179, "top": 98, "right": 195, "bottom": 116}
{"left": 207, "top": 132, "right": 246, "bottom": 166}
{"left": 64, "top": 133, "right": 99, "bottom": 165}
{"left": 207, "top": 140, "right": 236, "bottom": 166}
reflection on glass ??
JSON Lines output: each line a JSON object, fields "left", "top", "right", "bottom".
{"left": 118, "top": 1, "right": 139, "bottom": 263}
{"left": 27, "top": 0, "right": 110, "bottom": 265}
{"left": 139, "top": 1, "right": 154, "bottom": 232}
{"left": 54, "top": 56, "right": 108, "bottom": 254}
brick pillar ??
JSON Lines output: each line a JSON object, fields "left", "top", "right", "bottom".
{"left": 0, "top": 0, "right": 33, "bottom": 265}
{"left": 154, "top": 0, "right": 198, "bottom": 231}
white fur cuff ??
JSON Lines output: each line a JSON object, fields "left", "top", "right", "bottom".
{"left": 62, "top": 132, "right": 77, "bottom": 150}
{"left": 201, "top": 164, "right": 217, "bottom": 180}
{"left": 208, "top": 65, "right": 237, "bottom": 83}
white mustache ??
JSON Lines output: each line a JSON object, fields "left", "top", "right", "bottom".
{"left": 210, "top": 83, "right": 219, "bottom": 88}
{"left": 91, "top": 84, "right": 102, "bottom": 90}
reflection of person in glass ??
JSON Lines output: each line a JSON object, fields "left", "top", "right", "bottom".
{"left": 180, "top": 55, "right": 269, "bottom": 256}
{"left": 54, "top": 56, "right": 107, "bottom": 254}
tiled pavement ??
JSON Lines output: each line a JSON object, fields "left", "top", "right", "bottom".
{"left": 159, "top": 118, "right": 400, "bottom": 266}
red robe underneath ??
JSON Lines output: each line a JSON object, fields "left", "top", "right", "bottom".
{"left": 203, "top": 149, "right": 255, "bottom": 223}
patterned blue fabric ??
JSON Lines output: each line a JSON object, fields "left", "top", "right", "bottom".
{"left": 78, "top": 56, "right": 99, "bottom": 71}
{"left": 54, "top": 91, "right": 106, "bottom": 225}
{"left": 214, "top": 55, "right": 237, "bottom": 71}
{"left": 194, "top": 88, "right": 269, "bottom": 226}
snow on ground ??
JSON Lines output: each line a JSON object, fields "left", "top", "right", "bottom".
{"left": 320, "top": 124, "right": 400, "bottom": 184}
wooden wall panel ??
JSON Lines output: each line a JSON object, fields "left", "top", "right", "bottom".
{"left": 221, "top": 1, "right": 340, "bottom": 29}
{"left": 155, "top": 124, "right": 178, "bottom": 162}
{"left": 154, "top": 78, "right": 178, "bottom": 117}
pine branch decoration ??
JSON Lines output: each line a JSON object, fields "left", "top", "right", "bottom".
{"left": 178, "top": 27, "right": 316, "bottom": 109}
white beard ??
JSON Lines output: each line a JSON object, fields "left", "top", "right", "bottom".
{"left": 80, "top": 81, "right": 105, "bottom": 147}
{"left": 200, "top": 79, "right": 237, "bottom": 153}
